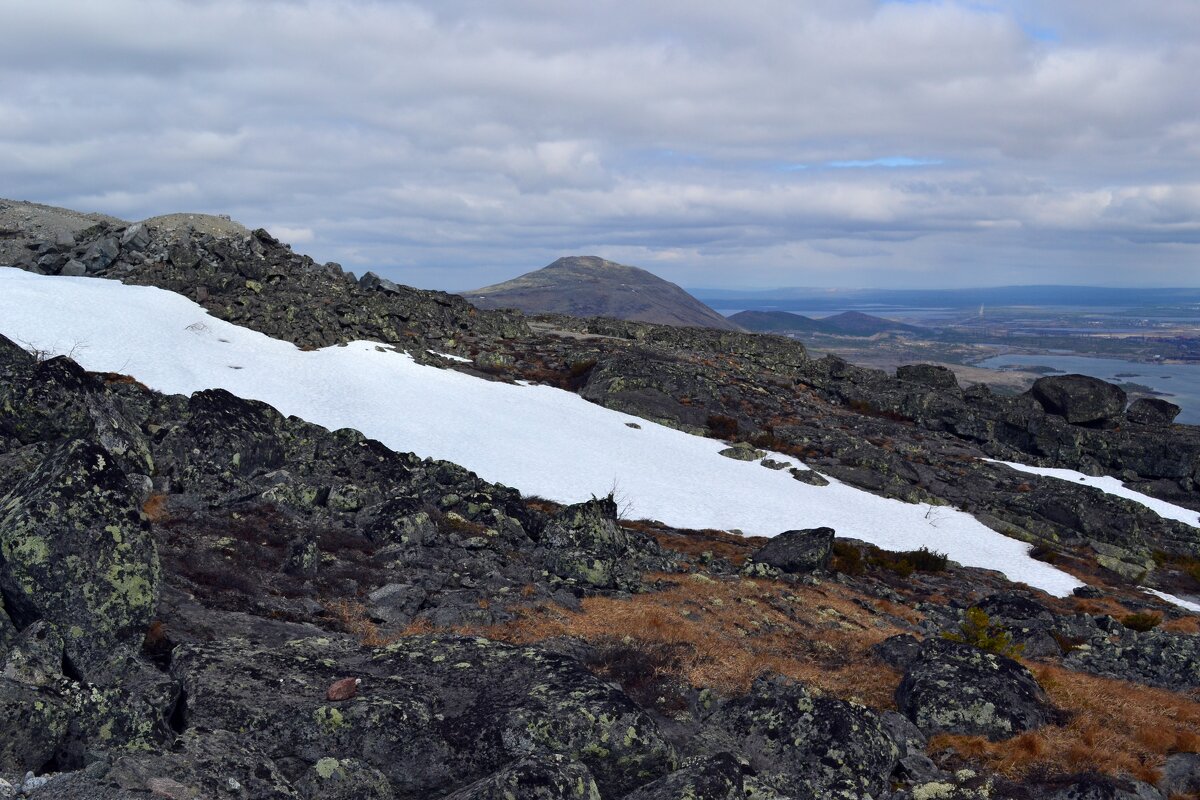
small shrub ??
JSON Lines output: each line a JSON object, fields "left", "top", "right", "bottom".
{"left": 706, "top": 414, "right": 739, "bottom": 439}
{"left": 831, "top": 541, "right": 864, "bottom": 576}
{"left": 1121, "top": 612, "right": 1162, "bottom": 632}
{"left": 868, "top": 546, "right": 948, "bottom": 577}
{"left": 943, "top": 607, "right": 1024, "bottom": 658}
{"left": 1029, "top": 544, "right": 1058, "bottom": 564}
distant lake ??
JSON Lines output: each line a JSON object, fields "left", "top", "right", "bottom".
{"left": 977, "top": 354, "right": 1200, "bottom": 424}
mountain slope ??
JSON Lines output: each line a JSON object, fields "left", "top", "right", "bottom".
{"left": 0, "top": 266, "right": 1079, "bottom": 594}
{"left": 729, "top": 308, "right": 923, "bottom": 336}
{"left": 463, "top": 255, "right": 742, "bottom": 331}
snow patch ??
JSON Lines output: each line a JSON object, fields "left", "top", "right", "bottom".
{"left": 0, "top": 268, "right": 1084, "bottom": 596}
{"left": 427, "top": 350, "right": 472, "bottom": 363}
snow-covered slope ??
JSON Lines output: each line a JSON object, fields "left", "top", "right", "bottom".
{"left": 0, "top": 268, "right": 1082, "bottom": 595}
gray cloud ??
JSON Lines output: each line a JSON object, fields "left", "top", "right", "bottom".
{"left": 1, "top": 0, "right": 1197, "bottom": 289}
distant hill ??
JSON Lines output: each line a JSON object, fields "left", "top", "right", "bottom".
{"left": 729, "top": 309, "right": 923, "bottom": 337}
{"left": 463, "top": 255, "right": 741, "bottom": 331}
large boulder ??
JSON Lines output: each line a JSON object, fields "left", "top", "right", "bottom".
{"left": 711, "top": 674, "right": 898, "bottom": 799}
{"left": 1030, "top": 374, "right": 1127, "bottom": 425}
{"left": 895, "top": 638, "right": 1059, "bottom": 740}
{"left": 896, "top": 363, "right": 960, "bottom": 391}
{"left": 747, "top": 527, "right": 835, "bottom": 573}
{"left": 0, "top": 439, "right": 160, "bottom": 681}
{"left": 1125, "top": 397, "right": 1181, "bottom": 427}
{"left": 439, "top": 757, "right": 601, "bottom": 800}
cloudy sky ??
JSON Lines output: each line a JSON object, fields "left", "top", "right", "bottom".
{"left": 3, "top": 1, "right": 1198, "bottom": 290}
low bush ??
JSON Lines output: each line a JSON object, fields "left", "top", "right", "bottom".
{"left": 942, "top": 607, "right": 1024, "bottom": 659}
{"left": 1121, "top": 612, "right": 1162, "bottom": 632}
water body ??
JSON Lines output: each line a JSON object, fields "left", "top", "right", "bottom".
{"left": 978, "top": 354, "right": 1200, "bottom": 424}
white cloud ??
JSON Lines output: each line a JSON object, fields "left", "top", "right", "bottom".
{"left": 0, "top": 0, "right": 1197, "bottom": 288}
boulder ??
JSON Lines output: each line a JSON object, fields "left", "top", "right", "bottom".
{"left": 621, "top": 752, "right": 744, "bottom": 800}
{"left": 1030, "top": 374, "right": 1127, "bottom": 425}
{"left": 59, "top": 259, "right": 86, "bottom": 277}
{"left": 747, "top": 527, "right": 834, "bottom": 573}
{"left": 359, "top": 271, "right": 402, "bottom": 295}
{"left": 1125, "top": 397, "right": 1181, "bottom": 427}
{"left": 717, "top": 443, "right": 765, "bottom": 462}
{"left": 0, "top": 676, "right": 70, "bottom": 773}
{"left": 895, "top": 638, "right": 1059, "bottom": 740}
{"left": 0, "top": 439, "right": 160, "bottom": 681}
{"left": 896, "top": 363, "right": 960, "bottom": 391}
{"left": 712, "top": 674, "right": 898, "bottom": 799}
{"left": 872, "top": 634, "right": 923, "bottom": 672}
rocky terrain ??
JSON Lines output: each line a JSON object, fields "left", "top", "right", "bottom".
{"left": 463, "top": 256, "right": 741, "bottom": 331}
{"left": 1, "top": 201, "right": 1200, "bottom": 799}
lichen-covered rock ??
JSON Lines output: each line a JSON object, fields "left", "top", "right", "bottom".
{"left": 0, "top": 439, "right": 159, "bottom": 681}
{"left": 28, "top": 730, "right": 300, "bottom": 800}
{"left": 0, "top": 676, "right": 70, "bottom": 773}
{"left": 438, "top": 756, "right": 600, "bottom": 800}
{"left": 1064, "top": 626, "right": 1200, "bottom": 689}
{"left": 747, "top": 527, "right": 834, "bottom": 573}
{"left": 172, "top": 634, "right": 675, "bottom": 799}
{"left": 1125, "top": 397, "right": 1181, "bottom": 427}
{"left": 896, "top": 364, "right": 961, "bottom": 392}
{"left": 539, "top": 496, "right": 673, "bottom": 590}
{"left": 711, "top": 674, "right": 898, "bottom": 799}
{"left": 1036, "top": 772, "right": 1166, "bottom": 799}
{"left": 1030, "top": 375, "right": 1127, "bottom": 425}
{"left": 621, "top": 752, "right": 744, "bottom": 800}
{"left": 896, "top": 638, "right": 1059, "bottom": 740}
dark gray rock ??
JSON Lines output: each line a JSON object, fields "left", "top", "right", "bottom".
{"left": 0, "top": 676, "right": 70, "bottom": 773}
{"left": 1037, "top": 772, "right": 1166, "bottom": 799}
{"left": 872, "top": 634, "right": 923, "bottom": 672}
{"left": 896, "top": 638, "right": 1059, "bottom": 740}
{"left": 59, "top": 259, "right": 86, "bottom": 277}
{"left": 0, "top": 439, "right": 160, "bottom": 682}
{"left": 788, "top": 467, "right": 830, "bottom": 486}
{"left": 897, "top": 363, "right": 960, "bottom": 391}
{"left": 358, "top": 271, "right": 402, "bottom": 295}
{"left": 622, "top": 752, "right": 744, "bottom": 800}
{"left": 439, "top": 756, "right": 599, "bottom": 800}
{"left": 711, "top": 674, "right": 898, "bottom": 799}
{"left": 747, "top": 527, "right": 834, "bottom": 573}
{"left": 1126, "top": 398, "right": 1181, "bottom": 427}
{"left": 172, "top": 634, "right": 676, "bottom": 799}
{"left": 1031, "top": 374, "right": 1127, "bottom": 425}
{"left": 1064, "top": 626, "right": 1200, "bottom": 689}
{"left": 1158, "top": 752, "right": 1200, "bottom": 798}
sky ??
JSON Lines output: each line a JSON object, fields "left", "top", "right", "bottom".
{"left": 2, "top": 0, "right": 1198, "bottom": 291}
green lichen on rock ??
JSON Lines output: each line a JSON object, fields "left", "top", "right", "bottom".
{"left": 0, "top": 439, "right": 160, "bottom": 680}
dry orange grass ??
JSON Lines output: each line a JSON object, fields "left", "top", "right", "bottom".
{"left": 141, "top": 493, "right": 169, "bottom": 523}
{"left": 323, "top": 598, "right": 398, "bottom": 647}
{"left": 930, "top": 664, "right": 1200, "bottom": 782}
{"left": 473, "top": 573, "right": 911, "bottom": 707}
{"left": 1162, "top": 615, "right": 1200, "bottom": 635}
{"left": 630, "top": 521, "right": 764, "bottom": 567}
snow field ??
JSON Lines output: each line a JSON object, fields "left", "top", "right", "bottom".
{"left": 0, "top": 268, "right": 1085, "bottom": 595}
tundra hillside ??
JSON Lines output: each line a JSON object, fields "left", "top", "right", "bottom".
{"left": 1, "top": 199, "right": 1199, "bottom": 799}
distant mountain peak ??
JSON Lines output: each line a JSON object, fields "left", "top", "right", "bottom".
{"left": 463, "top": 255, "right": 742, "bottom": 331}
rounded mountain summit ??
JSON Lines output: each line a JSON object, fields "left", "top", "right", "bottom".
{"left": 461, "top": 256, "right": 743, "bottom": 331}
